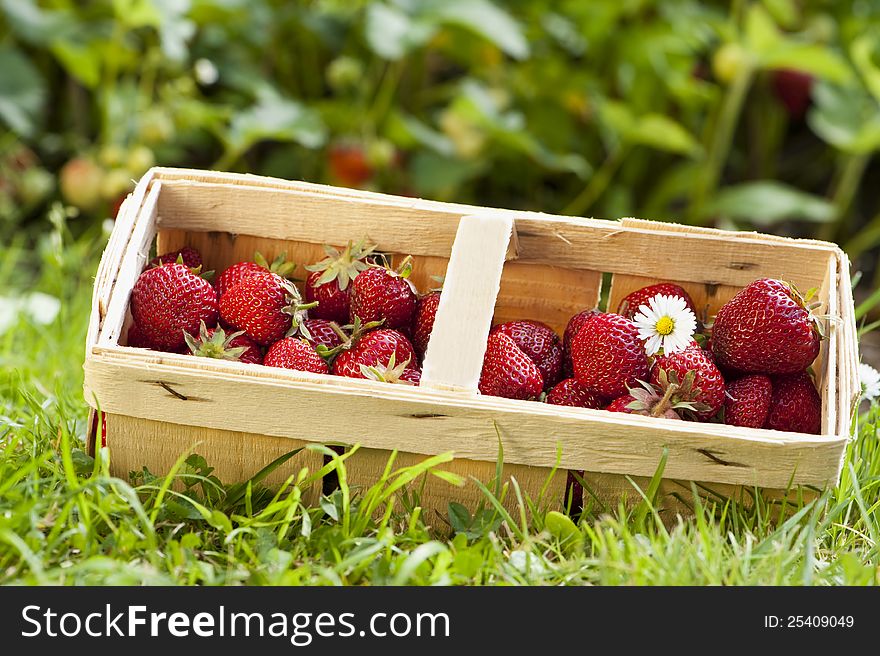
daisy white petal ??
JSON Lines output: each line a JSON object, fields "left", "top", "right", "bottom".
{"left": 859, "top": 363, "right": 880, "bottom": 401}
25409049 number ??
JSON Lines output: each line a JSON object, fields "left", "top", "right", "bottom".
{"left": 764, "top": 616, "right": 854, "bottom": 628}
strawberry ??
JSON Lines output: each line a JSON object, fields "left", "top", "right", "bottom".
{"left": 184, "top": 321, "right": 263, "bottom": 365}
{"left": 772, "top": 69, "right": 813, "bottom": 120}
{"left": 570, "top": 313, "right": 649, "bottom": 400}
{"left": 490, "top": 320, "right": 563, "bottom": 390}
{"left": 214, "top": 252, "right": 296, "bottom": 299}
{"left": 562, "top": 309, "right": 601, "bottom": 377}
{"left": 264, "top": 338, "right": 329, "bottom": 374}
{"left": 765, "top": 372, "right": 821, "bottom": 434}
{"left": 329, "top": 142, "right": 373, "bottom": 187}
{"left": 650, "top": 341, "right": 725, "bottom": 420}
{"left": 606, "top": 395, "right": 637, "bottom": 414}
{"left": 126, "top": 322, "right": 151, "bottom": 349}
{"left": 604, "top": 379, "right": 693, "bottom": 420}
{"left": 302, "top": 319, "right": 345, "bottom": 352}
{"left": 546, "top": 378, "right": 604, "bottom": 408}
{"left": 411, "top": 291, "right": 441, "bottom": 359}
{"left": 219, "top": 271, "right": 315, "bottom": 346}
{"left": 724, "top": 374, "right": 772, "bottom": 428}
{"left": 711, "top": 279, "right": 821, "bottom": 374}
{"left": 478, "top": 332, "right": 543, "bottom": 400}
{"left": 332, "top": 329, "right": 417, "bottom": 380}
{"left": 348, "top": 257, "right": 418, "bottom": 330}
{"left": 304, "top": 240, "right": 376, "bottom": 323}
{"left": 148, "top": 246, "right": 202, "bottom": 270}
{"left": 130, "top": 262, "right": 218, "bottom": 351}
{"left": 617, "top": 283, "right": 697, "bottom": 321}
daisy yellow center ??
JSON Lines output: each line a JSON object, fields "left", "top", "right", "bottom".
{"left": 655, "top": 316, "right": 675, "bottom": 336}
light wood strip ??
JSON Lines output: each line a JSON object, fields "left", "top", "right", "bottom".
{"left": 421, "top": 214, "right": 513, "bottom": 393}
{"left": 106, "top": 414, "right": 323, "bottom": 506}
{"left": 83, "top": 353, "right": 846, "bottom": 489}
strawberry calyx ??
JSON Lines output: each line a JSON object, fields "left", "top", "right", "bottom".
{"left": 624, "top": 369, "right": 711, "bottom": 420}
{"left": 304, "top": 239, "right": 377, "bottom": 291}
{"left": 255, "top": 251, "right": 297, "bottom": 279}
{"left": 280, "top": 279, "right": 319, "bottom": 339}
{"left": 358, "top": 352, "right": 416, "bottom": 385}
{"left": 315, "top": 316, "right": 385, "bottom": 360}
{"left": 184, "top": 321, "right": 248, "bottom": 361}
{"left": 366, "top": 253, "right": 414, "bottom": 281}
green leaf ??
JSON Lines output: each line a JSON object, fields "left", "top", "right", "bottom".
{"left": 807, "top": 82, "right": 880, "bottom": 154}
{"left": 0, "top": 47, "right": 46, "bottom": 138}
{"left": 364, "top": 3, "right": 434, "bottom": 60}
{"left": 761, "top": 0, "right": 798, "bottom": 30}
{"left": 410, "top": 151, "right": 484, "bottom": 196}
{"left": 387, "top": 112, "right": 455, "bottom": 156}
{"left": 707, "top": 181, "right": 836, "bottom": 225}
{"left": 448, "top": 502, "right": 471, "bottom": 534}
{"left": 226, "top": 89, "right": 327, "bottom": 157}
{"left": 761, "top": 44, "right": 853, "bottom": 85}
{"left": 851, "top": 34, "right": 880, "bottom": 103}
{"left": 50, "top": 40, "right": 102, "bottom": 88}
{"left": 0, "top": 0, "right": 74, "bottom": 45}
{"left": 599, "top": 100, "right": 701, "bottom": 156}
{"left": 420, "top": 0, "right": 530, "bottom": 60}
{"left": 745, "top": 4, "right": 780, "bottom": 56}
{"left": 544, "top": 510, "right": 584, "bottom": 557}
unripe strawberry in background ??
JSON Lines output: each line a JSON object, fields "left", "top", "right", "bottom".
{"left": 130, "top": 263, "right": 218, "bottom": 351}
{"left": 60, "top": 157, "right": 104, "bottom": 211}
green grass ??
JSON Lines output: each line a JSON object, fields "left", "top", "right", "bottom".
{"left": 1, "top": 220, "right": 879, "bottom": 586}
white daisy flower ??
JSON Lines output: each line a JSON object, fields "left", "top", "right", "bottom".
{"left": 633, "top": 294, "right": 697, "bottom": 356}
{"left": 859, "top": 363, "right": 880, "bottom": 401}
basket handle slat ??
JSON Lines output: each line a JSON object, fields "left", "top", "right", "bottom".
{"left": 420, "top": 213, "right": 516, "bottom": 393}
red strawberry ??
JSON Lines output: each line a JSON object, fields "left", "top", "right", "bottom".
{"left": 546, "top": 378, "right": 604, "bottom": 408}
{"left": 184, "top": 321, "right": 263, "bottom": 365}
{"left": 332, "top": 329, "right": 417, "bottom": 380}
{"left": 130, "top": 262, "right": 218, "bottom": 351}
{"left": 412, "top": 291, "right": 441, "bottom": 359}
{"left": 570, "top": 313, "right": 649, "bottom": 400}
{"left": 650, "top": 341, "right": 725, "bottom": 420}
{"left": 490, "top": 320, "right": 563, "bottom": 390}
{"left": 478, "top": 332, "right": 543, "bottom": 400}
{"left": 606, "top": 395, "right": 637, "bottom": 414}
{"left": 349, "top": 258, "right": 418, "bottom": 330}
{"left": 302, "top": 319, "right": 345, "bottom": 352}
{"left": 329, "top": 142, "right": 373, "bottom": 187}
{"left": 764, "top": 372, "right": 821, "bottom": 434}
{"left": 264, "top": 338, "right": 329, "bottom": 374}
{"left": 712, "top": 279, "right": 821, "bottom": 375}
{"left": 148, "top": 246, "right": 202, "bottom": 269}
{"left": 724, "top": 375, "right": 772, "bottom": 428}
{"left": 304, "top": 240, "right": 376, "bottom": 323}
{"left": 214, "top": 252, "right": 296, "bottom": 299}
{"left": 562, "top": 309, "right": 601, "bottom": 377}
{"left": 126, "top": 322, "right": 151, "bottom": 349}
{"left": 772, "top": 69, "right": 813, "bottom": 120}
{"left": 617, "top": 283, "right": 697, "bottom": 321}
{"left": 219, "top": 271, "right": 314, "bottom": 346}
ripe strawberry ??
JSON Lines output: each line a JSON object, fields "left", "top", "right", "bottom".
{"left": 711, "top": 279, "right": 821, "bottom": 374}
{"left": 650, "top": 341, "right": 725, "bottom": 420}
{"left": 349, "top": 258, "right": 418, "bottom": 330}
{"left": 329, "top": 142, "right": 373, "bottom": 187}
{"left": 304, "top": 240, "right": 376, "bottom": 323}
{"left": 490, "top": 320, "right": 563, "bottom": 390}
{"left": 764, "top": 372, "right": 821, "bottom": 434}
{"left": 617, "top": 283, "right": 696, "bottom": 321}
{"left": 214, "top": 252, "right": 296, "bottom": 298}
{"left": 478, "top": 332, "right": 543, "bottom": 400}
{"left": 219, "top": 271, "right": 314, "bottom": 346}
{"left": 184, "top": 321, "right": 263, "bottom": 365}
{"left": 332, "top": 329, "right": 417, "bottom": 380}
{"left": 562, "top": 309, "right": 601, "bottom": 377}
{"left": 148, "top": 246, "right": 202, "bottom": 270}
{"left": 724, "top": 375, "right": 772, "bottom": 428}
{"left": 570, "top": 313, "right": 649, "bottom": 400}
{"left": 130, "top": 262, "right": 218, "bottom": 351}
{"left": 126, "top": 322, "right": 151, "bottom": 349}
{"left": 606, "top": 395, "right": 637, "bottom": 414}
{"left": 546, "top": 378, "right": 604, "bottom": 408}
{"left": 772, "top": 69, "right": 813, "bottom": 120}
{"left": 302, "top": 319, "right": 345, "bottom": 352}
{"left": 264, "top": 338, "right": 329, "bottom": 374}
{"left": 411, "top": 291, "right": 441, "bottom": 359}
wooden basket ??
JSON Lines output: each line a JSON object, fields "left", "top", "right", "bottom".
{"left": 83, "top": 168, "right": 861, "bottom": 518}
